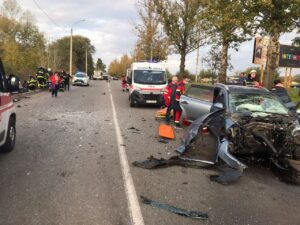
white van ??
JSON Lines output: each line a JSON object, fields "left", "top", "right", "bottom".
{"left": 127, "top": 62, "right": 167, "bottom": 107}
{"left": 0, "top": 58, "right": 16, "bottom": 152}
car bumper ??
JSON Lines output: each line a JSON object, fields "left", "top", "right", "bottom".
{"left": 131, "top": 91, "right": 164, "bottom": 105}
{"left": 73, "top": 80, "right": 88, "bottom": 86}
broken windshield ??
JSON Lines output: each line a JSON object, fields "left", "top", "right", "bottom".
{"left": 133, "top": 70, "right": 166, "bottom": 85}
{"left": 229, "top": 93, "right": 289, "bottom": 115}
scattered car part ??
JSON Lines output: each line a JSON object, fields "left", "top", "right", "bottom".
{"left": 140, "top": 196, "right": 208, "bottom": 220}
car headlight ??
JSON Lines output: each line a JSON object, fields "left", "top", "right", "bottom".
{"left": 134, "top": 87, "right": 141, "bottom": 92}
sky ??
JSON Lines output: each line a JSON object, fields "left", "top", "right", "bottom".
{"left": 14, "top": 0, "right": 300, "bottom": 75}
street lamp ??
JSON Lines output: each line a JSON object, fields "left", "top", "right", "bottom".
{"left": 69, "top": 19, "right": 85, "bottom": 76}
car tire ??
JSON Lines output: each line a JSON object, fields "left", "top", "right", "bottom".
{"left": 129, "top": 97, "right": 135, "bottom": 107}
{"left": 1, "top": 117, "right": 16, "bottom": 153}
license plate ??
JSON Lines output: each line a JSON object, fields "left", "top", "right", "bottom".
{"left": 146, "top": 100, "right": 157, "bottom": 104}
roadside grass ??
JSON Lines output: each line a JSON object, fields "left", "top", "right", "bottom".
{"left": 288, "top": 88, "right": 300, "bottom": 103}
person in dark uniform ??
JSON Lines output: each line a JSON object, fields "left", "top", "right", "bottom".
{"left": 163, "top": 76, "right": 185, "bottom": 128}
{"left": 61, "top": 70, "right": 71, "bottom": 91}
{"left": 271, "top": 79, "right": 296, "bottom": 112}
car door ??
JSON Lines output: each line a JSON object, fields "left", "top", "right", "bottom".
{"left": 180, "top": 85, "right": 213, "bottom": 121}
{"left": 0, "top": 59, "right": 9, "bottom": 141}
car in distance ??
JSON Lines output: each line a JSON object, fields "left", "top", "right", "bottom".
{"left": 72, "top": 72, "right": 90, "bottom": 86}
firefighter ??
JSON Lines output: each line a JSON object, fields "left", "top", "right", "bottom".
{"left": 164, "top": 76, "right": 185, "bottom": 129}
{"left": 271, "top": 79, "right": 296, "bottom": 113}
{"left": 61, "top": 69, "right": 71, "bottom": 91}
{"left": 28, "top": 76, "right": 37, "bottom": 91}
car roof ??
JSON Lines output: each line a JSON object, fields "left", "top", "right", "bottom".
{"left": 216, "top": 83, "right": 270, "bottom": 94}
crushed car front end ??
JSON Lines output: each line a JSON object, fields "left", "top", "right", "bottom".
{"left": 178, "top": 87, "right": 300, "bottom": 184}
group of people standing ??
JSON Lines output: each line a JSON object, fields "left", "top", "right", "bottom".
{"left": 240, "top": 70, "right": 295, "bottom": 112}
{"left": 49, "top": 70, "right": 71, "bottom": 97}
{"left": 163, "top": 75, "right": 189, "bottom": 129}
{"left": 239, "top": 70, "right": 261, "bottom": 87}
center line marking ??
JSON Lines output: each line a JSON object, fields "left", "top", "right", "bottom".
{"left": 108, "top": 83, "right": 145, "bottom": 225}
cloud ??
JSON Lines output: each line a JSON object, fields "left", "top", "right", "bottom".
{"left": 13, "top": 0, "right": 300, "bottom": 75}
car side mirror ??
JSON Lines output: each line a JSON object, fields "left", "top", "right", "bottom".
{"left": 213, "top": 102, "right": 224, "bottom": 110}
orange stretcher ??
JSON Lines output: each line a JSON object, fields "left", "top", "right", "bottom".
{"left": 159, "top": 124, "right": 175, "bottom": 139}
{"left": 155, "top": 107, "right": 173, "bottom": 120}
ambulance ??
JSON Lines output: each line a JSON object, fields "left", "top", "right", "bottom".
{"left": 127, "top": 62, "right": 167, "bottom": 107}
{"left": 0, "top": 58, "right": 16, "bottom": 152}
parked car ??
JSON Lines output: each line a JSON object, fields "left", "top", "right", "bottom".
{"left": 112, "top": 76, "right": 119, "bottom": 80}
{"left": 72, "top": 72, "right": 89, "bottom": 86}
{"left": 0, "top": 58, "right": 17, "bottom": 152}
{"left": 102, "top": 74, "right": 108, "bottom": 80}
{"left": 92, "top": 73, "right": 103, "bottom": 80}
{"left": 178, "top": 83, "right": 300, "bottom": 184}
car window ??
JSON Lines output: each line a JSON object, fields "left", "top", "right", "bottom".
{"left": 75, "top": 73, "right": 87, "bottom": 78}
{"left": 0, "top": 59, "right": 7, "bottom": 92}
{"left": 229, "top": 93, "right": 289, "bottom": 115}
{"left": 185, "top": 86, "right": 213, "bottom": 102}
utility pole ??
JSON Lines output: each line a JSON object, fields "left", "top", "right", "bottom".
{"left": 195, "top": 46, "right": 200, "bottom": 83}
{"left": 69, "top": 19, "right": 85, "bottom": 76}
{"left": 69, "top": 28, "right": 73, "bottom": 75}
{"left": 150, "top": 42, "right": 153, "bottom": 62}
{"left": 86, "top": 49, "right": 88, "bottom": 75}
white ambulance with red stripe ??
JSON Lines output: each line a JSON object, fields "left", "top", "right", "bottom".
{"left": 127, "top": 62, "right": 167, "bottom": 107}
{"left": 0, "top": 58, "right": 16, "bottom": 152}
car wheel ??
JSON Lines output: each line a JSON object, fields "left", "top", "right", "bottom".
{"left": 130, "top": 97, "right": 135, "bottom": 107}
{"left": 1, "top": 117, "right": 16, "bottom": 153}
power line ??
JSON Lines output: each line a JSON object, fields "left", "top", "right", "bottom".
{"left": 32, "top": 0, "right": 66, "bottom": 31}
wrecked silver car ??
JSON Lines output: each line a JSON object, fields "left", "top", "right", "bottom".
{"left": 133, "top": 84, "right": 300, "bottom": 184}
{"left": 177, "top": 84, "right": 300, "bottom": 184}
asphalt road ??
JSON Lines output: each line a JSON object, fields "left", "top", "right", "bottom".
{"left": 0, "top": 80, "right": 299, "bottom": 225}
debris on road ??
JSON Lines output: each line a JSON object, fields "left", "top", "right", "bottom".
{"left": 38, "top": 118, "right": 58, "bottom": 122}
{"left": 128, "top": 126, "right": 141, "bottom": 131}
{"left": 140, "top": 196, "right": 208, "bottom": 220}
{"left": 209, "top": 167, "right": 243, "bottom": 184}
{"left": 133, "top": 156, "right": 211, "bottom": 169}
{"left": 158, "top": 138, "right": 169, "bottom": 144}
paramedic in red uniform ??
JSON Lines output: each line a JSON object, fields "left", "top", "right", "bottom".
{"left": 50, "top": 72, "right": 62, "bottom": 97}
{"left": 163, "top": 76, "right": 185, "bottom": 128}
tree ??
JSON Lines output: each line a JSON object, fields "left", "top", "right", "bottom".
{"left": 253, "top": 0, "right": 300, "bottom": 89}
{"left": 202, "top": 0, "right": 256, "bottom": 83}
{"left": 1, "top": 0, "right": 20, "bottom": 20}
{"left": 49, "top": 35, "right": 95, "bottom": 75}
{"left": 202, "top": 46, "right": 231, "bottom": 79}
{"left": 153, "top": 0, "right": 204, "bottom": 76}
{"left": 95, "top": 58, "right": 106, "bottom": 71}
{"left": 0, "top": 1, "right": 46, "bottom": 80}
{"left": 108, "top": 54, "right": 133, "bottom": 77}
{"left": 133, "top": 0, "right": 169, "bottom": 62}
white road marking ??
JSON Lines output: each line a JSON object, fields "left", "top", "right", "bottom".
{"left": 108, "top": 83, "right": 145, "bottom": 225}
